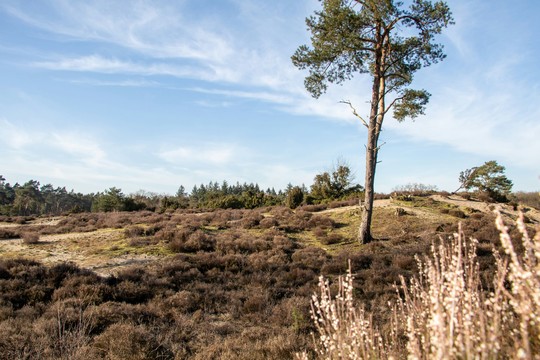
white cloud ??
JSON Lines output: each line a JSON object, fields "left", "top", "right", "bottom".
{"left": 50, "top": 132, "right": 107, "bottom": 165}
{"left": 158, "top": 144, "right": 238, "bottom": 165}
{"left": 188, "top": 87, "right": 293, "bottom": 105}
{"left": 33, "top": 55, "right": 213, "bottom": 80}
{"left": 65, "top": 78, "right": 161, "bottom": 87}
{"left": 3, "top": 1, "right": 234, "bottom": 62}
{"left": 0, "top": 119, "right": 110, "bottom": 166}
{"left": 1, "top": 118, "right": 35, "bottom": 148}
{"left": 8, "top": 1, "right": 309, "bottom": 91}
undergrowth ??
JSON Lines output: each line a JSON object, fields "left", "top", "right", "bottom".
{"left": 299, "top": 211, "right": 539, "bottom": 359}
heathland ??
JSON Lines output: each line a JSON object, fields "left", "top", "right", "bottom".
{"left": 0, "top": 189, "right": 538, "bottom": 358}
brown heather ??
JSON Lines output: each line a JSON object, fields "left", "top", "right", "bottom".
{"left": 1, "top": 198, "right": 537, "bottom": 359}
{"left": 300, "top": 210, "right": 540, "bottom": 359}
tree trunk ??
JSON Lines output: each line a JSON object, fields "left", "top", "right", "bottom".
{"left": 358, "top": 76, "right": 381, "bottom": 244}
{"left": 359, "top": 137, "right": 376, "bottom": 243}
{"left": 359, "top": 27, "right": 385, "bottom": 244}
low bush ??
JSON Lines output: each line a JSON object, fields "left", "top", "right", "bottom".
{"left": 328, "top": 198, "right": 358, "bottom": 209}
{"left": 167, "top": 229, "right": 214, "bottom": 253}
{"left": 259, "top": 217, "right": 278, "bottom": 229}
{"left": 393, "top": 183, "right": 438, "bottom": 196}
{"left": 307, "top": 215, "right": 335, "bottom": 230}
{"left": 512, "top": 191, "right": 540, "bottom": 210}
{"left": 320, "top": 233, "right": 343, "bottom": 245}
{"left": 0, "top": 228, "right": 19, "bottom": 239}
{"left": 124, "top": 225, "right": 146, "bottom": 238}
{"left": 312, "top": 227, "right": 326, "bottom": 239}
{"left": 448, "top": 208, "right": 466, "bottom": 218}
{"left": 239, "top": 213, "right": 264, "bottom": 229}
{"left": 298, "top": 204, "right": 327, "bottom": 212}
{"left": 91, "top": 322, "right": 173, "bottom": 359}
{"left": 21, "top": 232, "right": 40, "bottom": 244}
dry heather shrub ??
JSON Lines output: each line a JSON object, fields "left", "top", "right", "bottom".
{"left": 32, "top": 299, "right": 95, "bottom": 360}
{"left": 124, "top": 225, "right": 145, "bottom": 238}
{"left": 312, "top": 227, "right": 326, "bottom": 239}
{"left": 301, "top": 211, "right": 540, "bottom": 359}
{"left": 512, "top": 191, "right": 540, "bottom": 210}
{"left": 328, "top": 199, "right": 358, "bottom": 209}
{"left": 299, "top": 204, "right": 328, "bottom": 212}
{"left": 22, "top": 231, "right": 40, "bottom": 244}
{"left": 91, "top": 322, "right": 172, "bottom": 360}
{"left": 0, "top": 228, "right": 20, "bottom": 239}
{"left": 307, "top": 216, "right": 336, "bottom": 230}
{"left": 320, "top": 232, "right": 344, "bottom": 245}
{"left": 448, "top": 208, "right": 466, "bottom": 218}
{"left": 260, "top": 217, "right": 279, "bottom": 229}
{"left": 239, "top": 213, "right": 264, "bottom": 229}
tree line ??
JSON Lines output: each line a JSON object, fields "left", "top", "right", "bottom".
{"left": 0, "top": 176, "right": 93, "bottom": 216}
{"left": 0, "top": 165, "right": 362, "bottom": 216}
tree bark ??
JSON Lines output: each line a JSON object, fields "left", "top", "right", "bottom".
{"left": 358, "top": 75, "right": 381, "bottom": 244}
{"left": 358, "top": 24, "right": 386, "bottom": 244}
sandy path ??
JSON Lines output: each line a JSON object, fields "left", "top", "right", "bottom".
{"left": 0, "top": 229, "right": 162, "bottom": 276}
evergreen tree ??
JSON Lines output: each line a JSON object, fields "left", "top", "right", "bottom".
{"left": 285, "top": 186, "right": 304, "bottom": 209}
{"left": 293, "top": 0, "right": 453, "bottom": 243}
{"left": 460, "top": 161, "right": 513, "bottom": 202}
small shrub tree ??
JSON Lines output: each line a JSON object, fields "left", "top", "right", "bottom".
{"left": 393, "top": 183, "right": 438, "bottom": 196}
{"left": 310, "top": 163, "right": 363, "bottom": 203}
{"left": 457, "top": 161, "right": 513, "bottom": 202}
{"left": 285, "top": 186, "right": 304, "bottom": 209}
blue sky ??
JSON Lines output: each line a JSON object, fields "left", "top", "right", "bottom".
{"left": 0, "top": 0, "right": 539, "bottom": 195}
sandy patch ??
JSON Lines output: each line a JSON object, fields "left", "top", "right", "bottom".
{"left": 0, "top": 228, "right": 164, "bottom": 276}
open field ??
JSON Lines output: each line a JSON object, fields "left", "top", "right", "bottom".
{"left": 0, "top": 195, "right": 538, "bottom": 359}
{"left": 1, "top": 194, "right": 536, "bottom": 275}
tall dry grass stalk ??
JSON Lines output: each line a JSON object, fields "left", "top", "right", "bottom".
{"left": 394, "top": 224, "right": 509, "bottom": 359}
{"left": 296, "top": 263, "right": 392, "bottom": 360}
{"left": 302, "top": 210, "right": 539, "bottom": 359}
{"left": 495, "top": 210, "right": 540, "bottom": 357}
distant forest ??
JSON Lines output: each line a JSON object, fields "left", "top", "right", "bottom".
{"left": 0, "top": 165, "right": 363, "bottom": 216}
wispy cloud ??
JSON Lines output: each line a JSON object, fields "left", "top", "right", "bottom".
{"left": 64, "top": 78, "right": 161, "bottom": 88}
{"left": 158, "top": 143, "right": 239, "bottom": 165}
{"left": 386, "top": 77, "right": 540, "bottom": 169}
{"left": 6, "top": 1, "right": 308, "bottom": 91}
{"left": 2, "top": 0, "right": 539, "bottom": 193}
{"left": 1, "top": 118, "right": 34, "bottom": 148}
{"left": 188, "top": 87, "right": 293, "bottom": 105}
{"left": 3, "top": 1, "right": 234, "bottom": 61}
{"left": 33, "top": 55, "right": 213, "bottom": 79}
{"left": 1, "top": 119, "right": 109, "bottom": 166}
{"left": 50, "top": 132, "right": 107, "bottom": 165}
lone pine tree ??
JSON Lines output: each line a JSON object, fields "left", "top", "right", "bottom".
{"left": 292, "top": 0, "right": 453, "bottom": 243}
{"left": 459, "top": 161, "right": 513, "bottom": 202}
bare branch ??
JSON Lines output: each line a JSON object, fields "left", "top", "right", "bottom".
{"left": 340, "top": 100, "right": 369, "bottom": 128}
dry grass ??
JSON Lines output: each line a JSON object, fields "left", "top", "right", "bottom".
{"left": 21, "top": 231, "right": 40, "bottom": 244}
{"left": 296, "top": 264, "right": 389, "bottom": 360}
{"left": 302, "top": 211, "right": 540, "bottom": 359}
{"left": 495, "top": 211, "right": 540, "bottom": 357}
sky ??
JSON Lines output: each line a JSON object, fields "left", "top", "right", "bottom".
{"left": 0, "top": 0, "right": 539, "bottom": 195}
